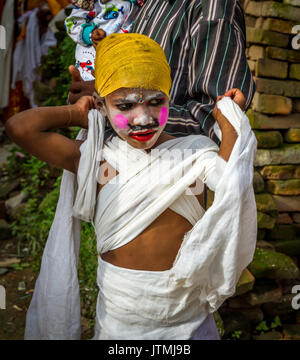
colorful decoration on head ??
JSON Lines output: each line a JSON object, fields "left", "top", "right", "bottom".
{"left": 138, "top": 89, "right": 144, "bottom": 104}
{"left": 94, "top": 33, "right": 172, "bottom": 99}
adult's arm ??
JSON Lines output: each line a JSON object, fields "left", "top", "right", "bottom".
{"left": 68, "top": 66, "right": 95, "bottom": 104}
{"left": 5, "top": 97, "right": 94, "bottom": 173}
{"left": 166, "top": 0, "right": 255, "bottom": 142}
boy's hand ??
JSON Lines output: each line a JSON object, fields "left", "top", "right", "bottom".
{"left": 222, "top": 88, "right": 246, "bottom": 111}
{"left": 73, "top": 96, "right": 95, "bottom": 129}
{"left": 91, "top": 28, "right": 106, "bottom": 49}
{"left": 68, "top": 65, "right": 95, "bottom": 104}
{"left": 212, "top": 88, "right": 246, "bottom": 129}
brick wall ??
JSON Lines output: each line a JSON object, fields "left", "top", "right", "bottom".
{"left": 217, "top": 0, "right": 300, "bottom": 340}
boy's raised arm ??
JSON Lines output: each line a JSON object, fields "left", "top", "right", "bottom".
{"left": 213, "top": 89, "right": 246, "bottom": 162}
{"left": 5, "top": 97, "right": 93, "bottom": 174}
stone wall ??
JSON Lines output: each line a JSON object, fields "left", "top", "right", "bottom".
{"left": 217, "top": 0, "right": 300, "bottom": 340}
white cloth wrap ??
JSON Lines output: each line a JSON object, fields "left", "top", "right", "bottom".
{"left": 170, "top": 98, "right": 258, "bottom": 311}
{"left": 72, "top": 110, "right": 105, "bottom": 222}
{"left": 25, "top": 98, "right": 257, "bottom": 339}
{"left": 95, "top": 134, "right": 224, "bottom": 254}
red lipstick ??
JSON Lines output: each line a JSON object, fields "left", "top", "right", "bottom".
{"left": 129, "top": 130, "right": 156, "bottom": 142}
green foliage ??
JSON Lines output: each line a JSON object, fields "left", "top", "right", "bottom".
{"left": 270, "top": 315, "right": 282, "bottom": 329}
{"left": 230, "top": 330, "right": 243, "bottom": 340}
{"left": 255, "top": 320, "right": 269, "bottom": 333}
{"left": 40, "top": 34, "right": 76, "bottom": 106}
{"left": 5, "top": 145, "right": 98, "bottom": 319}
{"left": 2, "top": 145, "right": 57, "bottom": 255}
{"left": 2, "top": 29, "right": 97, "bottom": 324}
{"left": 68, "top": 126, "right": 81, "bottom": 139}
{"left": 78, "top": 222, "right": 98, "bottom": 319}
{"left": 255, "top": 316, "right": 282, "bottom": 334}
{"left": 12, "top": 262, "right": 30, "bottom": 271}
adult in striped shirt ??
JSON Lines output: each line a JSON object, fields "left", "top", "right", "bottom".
{"left": 69, "top": 0, "right": 255, "bottom": 144}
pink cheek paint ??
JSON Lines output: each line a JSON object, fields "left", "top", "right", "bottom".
{"left": 158, "top": 107, "right": 168, "bottom": 127}
{"left": 114, "top": 114, "right": 129, "bottom": 129}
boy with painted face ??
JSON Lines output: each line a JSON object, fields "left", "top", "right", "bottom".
{"left": 65, "top": 0, "right": 141, "bottom": 80}
{"left": 92, "top": 32, "right": 171, "bottom": 151}
{"left": 6, "top": 34, "right": 257, "bottom": 340}
{"left": 100, "top": 88, "right": 169, "bottom": 148}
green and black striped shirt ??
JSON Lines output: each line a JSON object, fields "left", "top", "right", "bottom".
{"left": 132, "top": 0, "right": 255, "bottom": 142}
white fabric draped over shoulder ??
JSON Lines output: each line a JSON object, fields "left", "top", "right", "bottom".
{"left": 24, "top": 97, "right": 257, "bottom": 340}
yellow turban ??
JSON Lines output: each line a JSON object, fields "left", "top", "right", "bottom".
{"left": 95, "top": 33, "right": 172, "bottom": 99}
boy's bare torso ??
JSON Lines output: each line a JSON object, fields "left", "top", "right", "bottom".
{"left": 75, "top": 132, "right": 204, "bottom": 272}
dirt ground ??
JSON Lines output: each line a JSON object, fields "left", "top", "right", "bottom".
{"left": 0, "top": 238, "right": 35, "bottom": 340}
{"left": 0, "top": 237, "right": 94, "bottom": 340}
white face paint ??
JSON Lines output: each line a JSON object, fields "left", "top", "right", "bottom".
{"left": 132, "top": 114, "right": 154, "bottom": 126}
{"left": 123, "top": 91, "right": 163, "bottom": 103}
{"left": 103, "top": 88, "right": 170, "bottom": 150}
{"left": 124, "top": 94, "right": 139, "bottom": 102}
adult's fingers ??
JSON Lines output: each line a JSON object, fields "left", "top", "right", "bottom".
{"left": 69, "top": 80, "right": 95, "bottom": 93}
{"left": 69, "top": 65, "right": 82, "bottom": 83}
{"left": 69, "top": 90, "right": 95, "bottom": 105}
{"left": 69, "top": 81, "right": 84, "bottom": 93}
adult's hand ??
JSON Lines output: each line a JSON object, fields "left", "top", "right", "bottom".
{"left": 68, "top": 65, "right": 95, "bottom": 104}
{"left": 92, "top": 28, "right": 106, "bottom": 49}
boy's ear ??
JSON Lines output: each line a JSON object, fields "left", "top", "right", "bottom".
{"left": 93, "top": 91, "right": 106, "bottom": 116}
